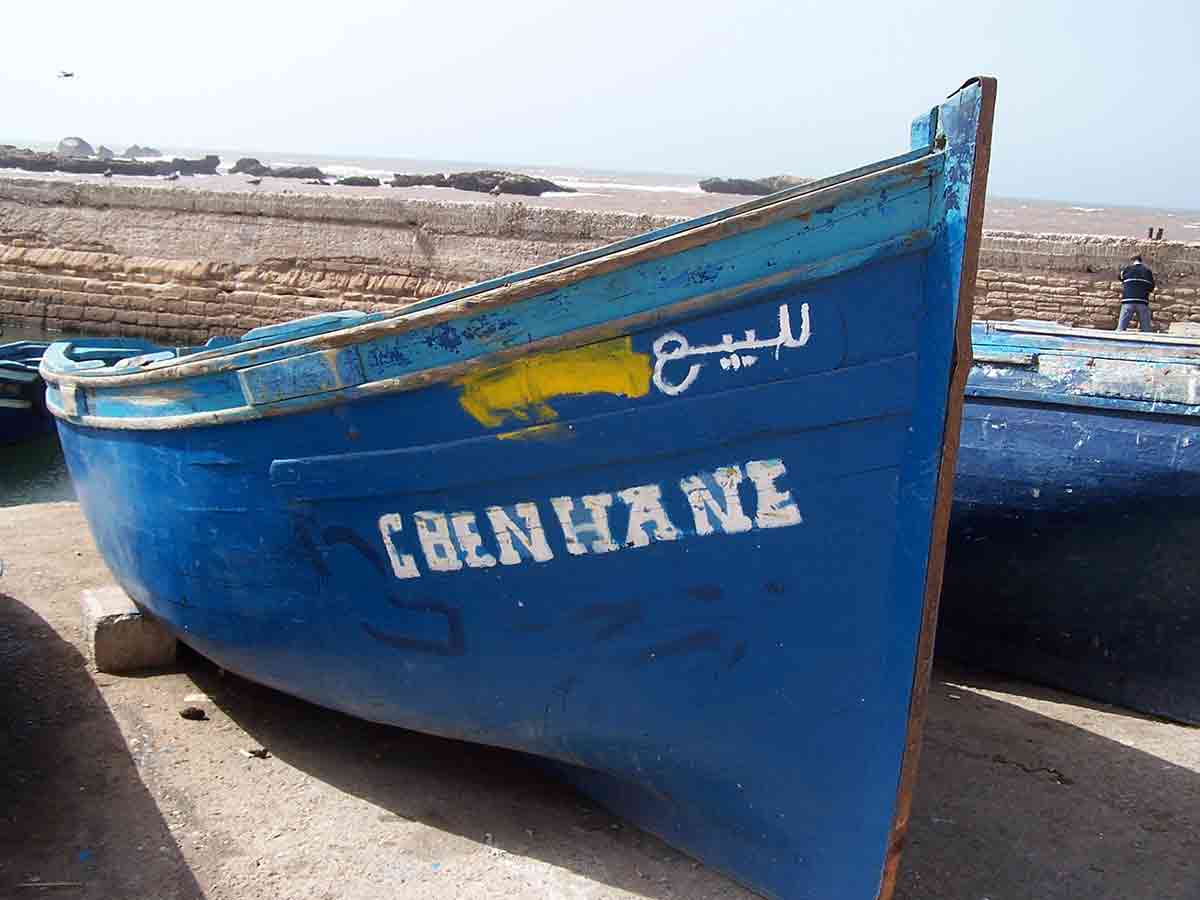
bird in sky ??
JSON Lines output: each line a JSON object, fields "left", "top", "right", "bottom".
{"left": 58, "top": 71, "right": 75, "bottom": 78}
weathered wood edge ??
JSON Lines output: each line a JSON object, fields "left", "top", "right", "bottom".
{"left": 41, "top": 153, "right": 941, "bottom": 391}
{"left": 876, "top": 75, "right": 996, "bottom": 900}
{"left": 964, "top": 384, "right": 1200, "bottom": 418}
{"left": 991, "top": 320, "right": 1200, "bottom": 346}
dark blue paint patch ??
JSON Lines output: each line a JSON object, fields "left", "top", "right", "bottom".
{"left": 424, "top": 323, "right": 464, "bottom": 353}
{"left": 322, "top": 525, "right": 386, "bottom": 576}
{"left": 639, "top": 630, "right": 723, "bottom": 663}
{"left": 728, "top": 640, "right": 748, "bottom": 669}
{"left": 366, "top": 343, "right": 412, "bottom": 371}
{"left": 687, "top": 584, "right": 723, "bottom": 603}
{"left": 573, "top": 600, "right": 643, "bottom": 641}
{"left": 364, "top": 599, "right": 465, "bottom": 657}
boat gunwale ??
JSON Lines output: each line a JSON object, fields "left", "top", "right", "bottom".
{"left": 40, "top": 150, "right": 944, "bottom": 391}
{"left": 964, "top": 383, "right": 1200, "bottom": 418}
{"left": 972, "top": 344, "right": 1200, "bottom": 365}
{"left": 987, "top": 320, "right": 1200, "bottom": 347}
{"left": 44, "top": 228, "right": 934, "bottom": 431}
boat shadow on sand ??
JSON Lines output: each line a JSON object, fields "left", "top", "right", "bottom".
{"left": 184, "top": 644, "right": 754, "bottom": 899}
{"left": 896, "top": 662, "right": 1199, "bottom": 900}
{"left": 0, "top": 595, "right": 204, "bottom": 900}
{"left": 182, "top": 647, "right": 1200, "bottom": 900}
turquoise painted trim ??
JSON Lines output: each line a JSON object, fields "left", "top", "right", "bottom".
{"left": 909, "top": 107, "right": 938, "bottom": 152}
{"left": 973, "top": 330, "right": 1200, "bottom": 365}
{"left": 43, "top": 155, "right": 943, "bottom": 389}
{"left": 240, "top": 346, "right": 366, "bottom": 406}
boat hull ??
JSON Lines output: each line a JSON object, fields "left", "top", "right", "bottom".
{"left": 45, "top": 80, "right": 996, "bottom": 900}
{"left": 941, "top": 325, "right": 1200, "bottom": 724}
{"left": 59, "top": 260, "right": 935, "bottom": 899}
{"left": 0, "top": 341, "right": 52, "bottom": 445}
{"left": 0, "top": 400, "right": 53, "bottom": 445}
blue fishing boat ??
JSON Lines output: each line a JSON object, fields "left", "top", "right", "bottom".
{"left": 1, "top": 339, "right": 157, "bottom": 445}
{"left": 0, "top": 341, "right": 53, "bottom": 444}
{"left": 41, "top": 78, "right": 994, "bottom": 900}
{"left": 942, "top": 320, "right": 1200, "bottom": 725}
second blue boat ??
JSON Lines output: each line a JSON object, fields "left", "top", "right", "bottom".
{"left": 942, "top": 320, "right": 1200, "bottom": 725}
{"left": 0, "top": 340, "right": 53, "bottom": 445}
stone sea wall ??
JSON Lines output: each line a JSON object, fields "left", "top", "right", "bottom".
{"left": 2, "top": 177, "right": 1199, "bottom": 344}
{"left": 977, "top": 232, "right": 1200, "bottom": 329}
{"left": 0, "top": 178, "right": 674, "bottom": 345}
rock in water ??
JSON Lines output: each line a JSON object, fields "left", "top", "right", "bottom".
{"left": 123, "top": 144, "right": 163, "bottom": 158}
{"left": 56, "top": 136, "right": 95, "bottom": 157}
{"left": 0, "top": 146, "right": 58, "bottom": 172}
{"left": 758, "top": 174, "right": 812, "bottom": 192}
{"left": 230, "top": 157, "right": 327, "bottom": 180}
{"left": 229, "top": 158, "right": 266, "bottom": 175}
{"left": 334, "top": 176, "right": 381, "bottom": 187}
{"left": 389, "top": 173, "right": 448, "bottom": 188}
{"left": 96, "top": 145, "right": 115, "bottom": 160}
{"left": 388, "top": 170, "right": 573, "bottom": 196}
{"left": 447, "top": 170, "right": 574, "bottom": 196}
{"left": 698, "top": 174, "right": 813, "bottom": 196}
{"left": 0, "top": 147, "right": 218, "bottom": 176}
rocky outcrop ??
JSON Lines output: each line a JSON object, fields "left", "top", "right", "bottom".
{"left": 389, "top": 174, "right": 444, "bottom": 188}
{"left": 57, "top": 137, "right": 95, "bottom": 157}
{"left": 0, "top": 147, "right": 219, "bottom": 176}
{"left": 123, "top": 145, "right": 163, "bottom": 158}
{"left": 335, "top": 176, "right": 381, "bottom": 187}
{"left": 698, "top": 174, "right": 813, "bottom": 196}
{"left": 229, "top": 158, "right": 327, "bottom": 180}
{"left": 389, "top": 170, "right": 574, "bottom": 196}
{"left": 96, "top": 146, "right": 115, "bottom": 160}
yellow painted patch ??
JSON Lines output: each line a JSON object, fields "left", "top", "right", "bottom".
{"left": 457, "top": 338, "right": 651, "bottom": 428}
{"left": 496, "top": 423, "right": 570, "bottom": 441}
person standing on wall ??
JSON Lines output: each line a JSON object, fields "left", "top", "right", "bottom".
{"left": 1117, "top": 253, "right": 1156, "bottom": 332}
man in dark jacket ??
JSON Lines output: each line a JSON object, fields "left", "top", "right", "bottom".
{"left": 1117, "top": 254, "right": 1156, "bottom": 332}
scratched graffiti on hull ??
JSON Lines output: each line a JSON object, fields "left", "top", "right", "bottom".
{"left": 377, "top": 459, "right": 802, "bottom": 579}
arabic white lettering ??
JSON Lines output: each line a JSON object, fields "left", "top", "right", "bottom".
{"left": 652, "top": 303, "right": 811, "bottom": 396}
{"left": 378, "top": 458, "right": 802, "bottom": 579}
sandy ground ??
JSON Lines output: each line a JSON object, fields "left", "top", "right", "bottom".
{"left": 2, "top": 501, "right": 1198, "bottom": 899}
{"left": 7, "top": 170, "right": 1197, "bottom": 239}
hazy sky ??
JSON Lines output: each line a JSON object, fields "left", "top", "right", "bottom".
{"left": 3, "top": 0, "right": 1198, "bottom": 208}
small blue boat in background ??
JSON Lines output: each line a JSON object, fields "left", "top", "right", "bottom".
{"left": 41, "top": 78, "right": 995, "bottom": 899}
{"left": 1, "top": 339, "right": 159, "bottom": 446}
{"left": 942, "top": 320, "right": 1200, "bottom": 725}
{"left": 0, "top": 341, "right": 53, "bottom": 445}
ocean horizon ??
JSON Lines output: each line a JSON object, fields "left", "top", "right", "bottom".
{"left": 3, "top": 137, "right": 1198, "bottom": 237}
